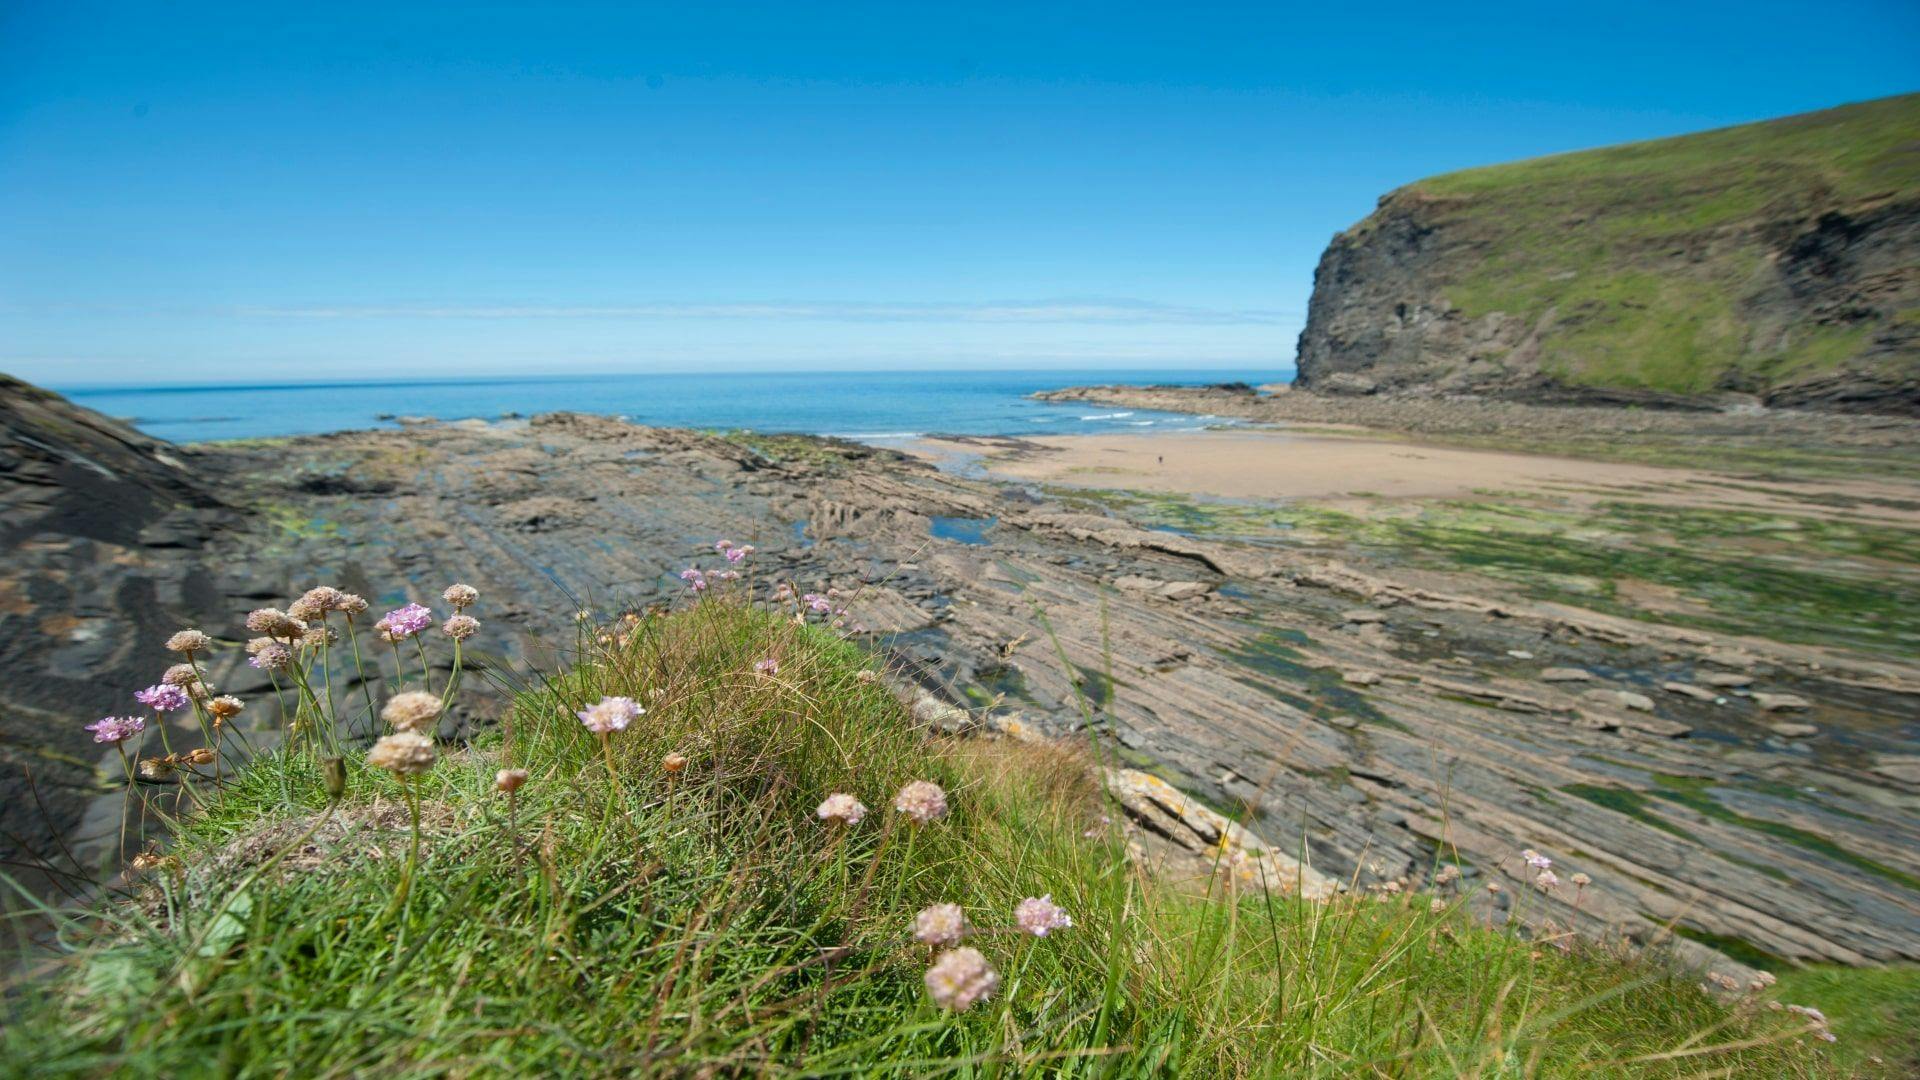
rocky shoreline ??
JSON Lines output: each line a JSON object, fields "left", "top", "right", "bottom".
{"left": 5, "top": 377, "right": 1919, "bottom": 975}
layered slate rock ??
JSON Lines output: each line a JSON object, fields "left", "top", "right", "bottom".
{"left": 4, "top": 378, "right": 1918, "bottom": 974}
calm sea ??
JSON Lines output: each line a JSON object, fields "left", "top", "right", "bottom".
{"left": 60, "top": 368, "right": 1288, "bottom": 443}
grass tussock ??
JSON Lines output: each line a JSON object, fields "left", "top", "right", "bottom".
{"left": 0, "top": 586, "right": 1886, "bottom": 1076}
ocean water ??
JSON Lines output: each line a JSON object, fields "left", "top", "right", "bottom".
{"left": 60, "top": 368, "right": 1288, "bottom": 443}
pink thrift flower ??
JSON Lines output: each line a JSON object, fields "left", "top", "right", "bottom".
{"left": 134, "top": 684, "right": 191, "bottom": 713}
{"left": 379, "top": 603, "right": 434, "bottom": 639}
{"left": 86, "top": 715, "right": 147, "bottom": 744}
{"left": 893, "top": 780, "right": 948, "bottom": 824}
{"left": 715, "top": 539, "right": 733, "bottom": 551}
{"left": 1522, "top": 848, "right": 1553, "bottom": 870}
{"left": 923, "top": 948, "right": 998, "bottom": 1012}
{"left": 1534, "top": 870, "right": 1560, "bottom": 892}
{"left": 680, "top": 568, "right": 707, "bottom": 591}
{"left": 754, "top": 657, "right": 779, "bottom": 676}
{"left": 577, "top": 695, "right": 642, "bottom": 734}
{"left": 913, "top": 903, "right": 970, "bottom": 946}
{"left": 725, "top": 546, "right": 749, "bottom": 563}
{"left": 1014, "top": 894, "right": 1073, "bottom": 937}
{"left": 816, "top": 792, "right": 867, "bottom": 825}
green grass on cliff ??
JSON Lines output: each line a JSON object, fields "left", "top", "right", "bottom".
{"left": 0, "top": 601, "right": 1894, "bottom": 1076}
{"left": 1397, "top": 93, "right": 1920, "bottom": 395}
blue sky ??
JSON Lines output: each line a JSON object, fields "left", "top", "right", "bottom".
{"left": 2, "top": 2, "right": 1915, "bottom": 388}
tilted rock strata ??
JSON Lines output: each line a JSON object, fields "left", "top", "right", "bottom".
{"left": 3, "top": 382, "right": 1917, "bottom": 973}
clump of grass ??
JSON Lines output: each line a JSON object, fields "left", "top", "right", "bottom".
{"left": 0, "top": 552, "right": 1869, "bottom": 1075}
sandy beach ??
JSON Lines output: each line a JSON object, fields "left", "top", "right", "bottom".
{"left": 908, "top": 427, "right": 1920, "bottom": 522}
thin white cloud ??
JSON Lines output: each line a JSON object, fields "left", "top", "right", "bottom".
{"left": 231, "top": 299, "right": 1296, "bottom": 325}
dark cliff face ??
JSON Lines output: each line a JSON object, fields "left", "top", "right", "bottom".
{"left": 1294, "top": 95, "right": 1920, "bottom": 414}
{"left": 0, "top": 377, "right": 239, "bottom": 887}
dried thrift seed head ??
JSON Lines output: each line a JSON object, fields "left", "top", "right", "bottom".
{"left": 286, "top": 595, "right": 326, "bottom": 623}
{"left": 245, "top": 607, "right": 304, "bottom": 638}
{"left": 1014, "top": 895, "right": 1073, "bottom": 937}
{"left": 185, "top": 747, "right": 216, "bottom": 766}
{"left": 165, "top": 629, "right": 212, "bottom": 654}
{"left": 442, "top": 583, "right": 479, "bottom": 610}
{"left": 893, "top": 780, "right": 948, "bottom": 824}
{"left": 381, "top": 691, "right": 444, "bottom": 733}
{"left": 367, "top": 731, "right": 436, "bottom": 776}
{"left": 923, "top": 948, "right": 998, "bottom": 1012}
{"left": 322, "top": 756, "right": 347, "bottom": 799}
{"left": 1430, "top": 898, "right": 1447, "bottom": 914}
{"left": 208, "top": 695, "right": 245, "bottom": 720}
{"left": 816, "top": 792, "right": 868, "bottom": 825}
{"left": 246, "top": 639, "right": 292, "bottom": 671}
{"left": 1486, "top": 882, "right": 1503, "bottom": 894}
{"left": 298, "top": 625, "right": 338, "bottom": 650}
{"left": 913, "top": 903, "right": 971, "bottom": 946}
{"left": 1533, "top": 870, "right": 1560, "bottom": 892}
{"left": 495, "top": 767, "right": 528, "bottom": 794}
{"left": 661, "top": 752, "right": 687, "bottom": 774}
{"left": 161, "top": 663, "right": 202, "bottom": 688}
{"left": 1569, "top": 871, "right": 1591, "bottom": 887}
{"left": 336, "top": 593, "right": 369, "bottom": 616}
{"left": 855, "top": 669, "right": 879, "bottom": 684}
{"left": 138, "top": 757, "right": 173, "bottom": 779}
{"left": 442, "top": 614, "right": 480, "bottom": 641}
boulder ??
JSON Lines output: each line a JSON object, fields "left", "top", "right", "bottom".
{"left": 1662, "top": 681, "right": 1721, "bottom": 702}
{"left": 1342, "top": 670, "right": 1383, "bottom": 686}
{"left": 1769, "top": 723, "right": 1819, "bottom": 739}
{"left": 1540, "top": 667, "right": 1593, "bottom": 682}
{"left": 1104, "top": 769, "right": 1339, "bottom": 900}
{"left": 1753, "top": 692, "right": 1810, "bottom": 712}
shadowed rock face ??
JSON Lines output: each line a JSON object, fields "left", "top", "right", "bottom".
{"left": 1293, "top": 94, "right": 1920, "bottom": 414}
{"left": 4, "top": 380, "right": 1918, "bottom": 974}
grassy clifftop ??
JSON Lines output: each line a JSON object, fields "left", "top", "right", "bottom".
{"left": 2, "top": 592, "right": 1907, "bottom": 1075}
{"left": 1296, "top": 94, "right": 1920, "bottom": 410}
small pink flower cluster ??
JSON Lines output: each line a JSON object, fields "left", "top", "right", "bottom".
{"left": 915, "top": 893, "right": 1074, "bottom": 1011}
{"left": 680, "top": 568, "right": 709, "bottom": 592}
{"left": 893, "top": 780, "right": 948, "bottom": 824}
{"left": 375, "top": 602, "right": 434, "bottom": 642}
{"left": 577, "top": 695, "right": 643, "bottom": 734}
{"left": 816, "top": 792, "right": 867, "bottom": 825}
{"left": 86, "top": 715, "right": 147, "bottom": 744}
{"left": 1014, "top": 894, "right": 1073, "bottom": 937}
{"left": 134, "top": 683, "right": 191, "bottom": 713}
{"left": 754, "top": 657, "right": 779, "bottom": 676}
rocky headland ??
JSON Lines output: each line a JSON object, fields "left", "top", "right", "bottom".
{"left": 6, "top": 375, "right": 1919, "bottom": 979}
{"left": 1290, "top": 93, "right": 1920, "bottom": 413}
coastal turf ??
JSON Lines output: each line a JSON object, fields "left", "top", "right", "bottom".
{"left": 0, "top": 601, "right": 1888, "bottom": 1076}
